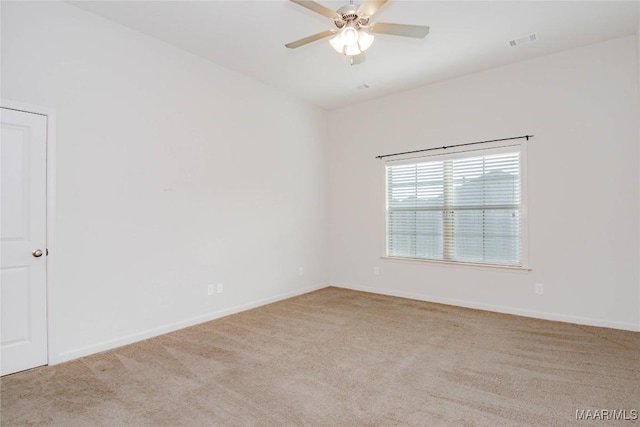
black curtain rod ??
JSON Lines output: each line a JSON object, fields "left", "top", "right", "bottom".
{"left": 375, "top": 135, "right": 534, "bottom": 159}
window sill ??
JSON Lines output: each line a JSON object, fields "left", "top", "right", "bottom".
{"left": 380, "top": 256, "right": 532, "bottom": 272}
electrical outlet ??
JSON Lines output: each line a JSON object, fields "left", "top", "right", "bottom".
{"left": 217, "top": 283, "right": 223, "bottom": 293}
{"left": 373, "top": 266, "right": 380, "bottom": 275}
{"left": 298, "top": 267, "right": 304, "bottom": 276}
{"left": 207, "top": 284, "right": 215, "bottom": 296}
{"left": 535, "top": 283, "right": 544, "bottom": 295}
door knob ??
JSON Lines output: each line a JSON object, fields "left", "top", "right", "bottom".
{"left": 32, "top": 249, "right": 43, "bottom": 258}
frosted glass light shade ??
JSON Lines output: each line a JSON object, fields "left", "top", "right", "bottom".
{"left": 358, "top": 30, "right": 374, "bottom": 51}
{"left": 329, "top": 35, "right": 344, "bottom": 53}
{"left": 342, "top": 26, "right": 359, "bottom": 46}
{"left": 344, "top": 44, "right": 361, "bottom": 56}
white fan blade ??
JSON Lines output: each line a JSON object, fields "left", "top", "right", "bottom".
{"left": 358, "top": 0, "right": 388, "bottom": 18}
{"left": 290, "top": 0, "right": 339, "bottom": 19}
{"left": 372, "top": 22, "right": 430, "bottom": 38}
{"left": 285, "top": 30, "right": 337, "bottom": 49}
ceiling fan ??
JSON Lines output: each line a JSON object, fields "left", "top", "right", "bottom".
{"left": 285, "top": 0, "right": 429, "bottom": 63}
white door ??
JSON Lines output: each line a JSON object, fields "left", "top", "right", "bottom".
{"left": 0, "top": 107, "right": 48, "bottom": 376}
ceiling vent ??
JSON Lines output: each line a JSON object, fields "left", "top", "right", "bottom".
{"left": 509, "top": 33, "right": 538, "bottom": 47}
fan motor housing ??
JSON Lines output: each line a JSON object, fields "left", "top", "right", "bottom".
{"left": 334, "top": 4, "right": 369, "bottom": 29}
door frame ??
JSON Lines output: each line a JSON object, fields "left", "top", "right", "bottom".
{"left": 1, "top": 99, "right": 58, "bottom": 366}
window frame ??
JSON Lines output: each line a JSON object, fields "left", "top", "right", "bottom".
{"left": 381, "top": 140, "right": 530, "bottom": 270}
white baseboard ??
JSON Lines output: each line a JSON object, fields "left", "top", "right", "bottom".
{"left": 54, "top": 283, "right": 329, "bottom": 364}
{"left": 331, "top": 282, "right": 640, "bottom": 332}
{"left": 53, "top": 281, "right": 637, "bottom": 364}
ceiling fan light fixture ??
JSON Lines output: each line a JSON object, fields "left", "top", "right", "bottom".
{"left": 330, "top": 22, "right": 369, "bottom": 55}
{"left": 330, "top": 25, "right": 373, "bottom": 55}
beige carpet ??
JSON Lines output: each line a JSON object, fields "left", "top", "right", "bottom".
{"left": 1, "top": 287, "right": 638, "bottom": 426}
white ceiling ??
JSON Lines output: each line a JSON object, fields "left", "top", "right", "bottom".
{"left": 69, "top": 1, "right": 639, "bottom": 110}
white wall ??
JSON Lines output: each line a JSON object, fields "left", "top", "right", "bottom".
{"left": 328, "top": 36, "right": 640, "bottom": 331}
{"left": 1, "top": 1, "right": 329, "bottom": 362}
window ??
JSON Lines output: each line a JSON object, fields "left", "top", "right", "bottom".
{"left": 385, "top": 144, "right": 526, "bottom": 267}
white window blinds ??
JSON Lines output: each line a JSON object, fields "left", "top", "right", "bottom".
{"left": 386, "top": 147, "right": 522, "bottom": 266}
